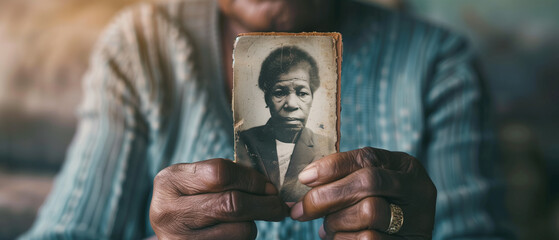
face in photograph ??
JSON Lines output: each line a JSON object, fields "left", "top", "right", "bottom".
{"left": 258, "top": 46, "right": 320, "bottom": 142}
{"left": 266, "top": 62, "right": 314, "bottom": 133}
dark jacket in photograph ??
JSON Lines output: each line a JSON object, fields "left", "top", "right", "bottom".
{"left": 236, "top": 123, "right": 330, "bottom": 202}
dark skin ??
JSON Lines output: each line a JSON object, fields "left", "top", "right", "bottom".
{"left": 150, "top": 0, "right": 437, "bottom": 239}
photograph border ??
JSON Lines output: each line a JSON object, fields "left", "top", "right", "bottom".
{"left": 233, "top": 32, "right": 342, "bottom": 156}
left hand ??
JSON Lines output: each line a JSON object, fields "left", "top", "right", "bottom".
{"left": 290, "top": 147, "right": 437, "bottom": 239}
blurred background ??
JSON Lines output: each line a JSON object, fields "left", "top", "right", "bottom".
{"left": 0, "top": 0, "right": 557, "bottom": 239}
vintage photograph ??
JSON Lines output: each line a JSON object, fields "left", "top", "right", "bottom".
{"left": 233, "top": 33, "right": 341, "bottom": 202}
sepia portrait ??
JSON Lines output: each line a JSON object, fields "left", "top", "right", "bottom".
{"left": 233, "top": 33, "right": 341, "bottom": 202}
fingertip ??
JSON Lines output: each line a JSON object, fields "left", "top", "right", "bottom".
{"left": 290, "top": 201, "right": 304, "bottom": 220}
{"left": 285, "top": 201, "right": 296, "bottom": 208}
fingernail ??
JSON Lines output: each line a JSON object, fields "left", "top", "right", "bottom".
{"left": 290, "top": 202, "right": 304, "bottom": 220}
{"left": 285, "top": 202, "right": 296, "bottom": 208}
{"left": 265, "top": 182, "right": 277, "bottom": 195}
{"left": 298, "top": 167, "right": 318, "bottom": 184}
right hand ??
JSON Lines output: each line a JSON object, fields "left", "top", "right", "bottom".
{"left": 150, "top": 158, "right": 289, "bottom": 240}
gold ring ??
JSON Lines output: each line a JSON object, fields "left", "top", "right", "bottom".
{"left": 386, "top": 203, "right": 404, "bottom": 234}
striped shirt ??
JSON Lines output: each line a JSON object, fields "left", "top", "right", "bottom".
{"left": 21, "top": 0, "right": 512, "bottom": 239}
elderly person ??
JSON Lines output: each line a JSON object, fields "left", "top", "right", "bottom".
{"left": 237, "top": 46, "right": 333, "bottom": 202}
{"left": 21, "top": 0, "right": 512, "bottom": 239}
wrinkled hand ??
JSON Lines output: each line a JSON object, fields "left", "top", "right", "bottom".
{"left": 290, "top": 147, "right": 437, "bottom": 239}
{"left": 150, "top": 158, "right": 289, "bottom": 240}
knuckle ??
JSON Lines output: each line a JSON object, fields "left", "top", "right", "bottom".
{"left": 153, "top": 166, "right": 173, "bottom": 188}
{"left": 393, "top": 151, "right": 412, "bottom": 158}
{"left": 358, "top": 230, "right": 375, "bottom": 240}
{"left": 204, "top": 159, "right": 231, "bottom": 188}
{"left": 361, "top": 147, "right": 375, "bottom": 154}
{"left": 220, "top": 190, "right": 242, "bottom": 217}
{"left": 307, "top": 188, "right": 326, "bottom": 210}
{"left": 154, "top": 163, "right": 192, "bottom": 186}
{"left": 149, "top": 200, "right": 174, "bottom": 226}
{"left": 154, "top": 163, "right": 197, "bottom": 195}
{"left": 150, "top": 197, "right": 204, "bottom": 234}
{"left": 153, "top": 168, "right": 181, "bottom": 196}
{"left": 394, "top": 151, "right": 417, "bottom": 171}
{"left": 149, "top": 203, "right": 164, "bottom": 223}
{"left": 359, "top": 168, "right": 375, "bottom": 189}
{"left": 359, "top": 198, "right": 377, "bottom": 225}
{"left": 166, "top": 163, "right": 187, "bottom": 176}
{"left": 356, "top": 147, "right": 376, "bottom": 167}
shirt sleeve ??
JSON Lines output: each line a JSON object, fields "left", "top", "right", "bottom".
{"left": 19, "top": 4, "right": 188, "bottom": 239}
{"left": 424, "top": 33, "right": 514, "bottom": 239}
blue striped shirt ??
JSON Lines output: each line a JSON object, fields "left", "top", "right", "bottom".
{"left": 21, "top": 0, "right": 512, "bottom": 239}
